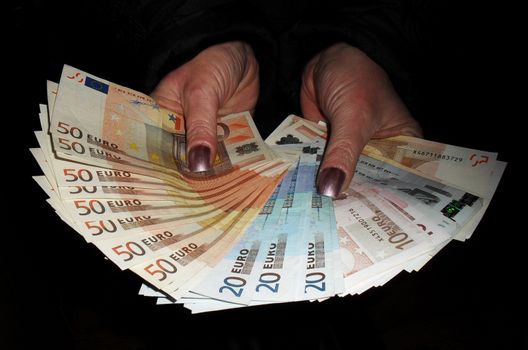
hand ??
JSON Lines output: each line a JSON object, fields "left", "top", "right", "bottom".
{"left": 151, "top": 41, "right": 259, "bottom": 172}
{"left": 300, "top": 43, "right": 422, "bottom": 198}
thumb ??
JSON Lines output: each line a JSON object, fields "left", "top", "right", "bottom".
{"left": 183, "top": 83, "right": 220, "bottom": 172}
{"left": 317, "top": 112, "right": 375, "bottom": 199}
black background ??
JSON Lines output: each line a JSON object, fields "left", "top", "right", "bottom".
{"left": 3, "top": 1, "right": 526, "bottom": 349}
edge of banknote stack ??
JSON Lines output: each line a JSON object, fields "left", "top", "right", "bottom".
{"left": 31, "top": 65, "right": 506, "bottom": 314}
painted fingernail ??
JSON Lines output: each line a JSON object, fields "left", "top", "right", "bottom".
{"left": 317, "top": 167, "right": 345, "bottom": 199}
{"left": 188, "top": 145, "right": 211, "bottom": 172}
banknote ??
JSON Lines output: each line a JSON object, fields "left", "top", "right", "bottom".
{"left": 270, "top": 117, "right": 503, "bottom": 244}
{"left": 163, "top": 179, "right": 283, "bottom": 298}
{"left": 332, "top": 153, "right": 488, "bottom": 293}
{"left": 51, "top": 65, "right": 276, "bottom": 177}
{"left": 153, "top": 143, "right": 340, "bottom": 309}
{"left": 38, "top": 87, "right": 289, "bottom": 223}
{"left": 148, "top": 130, "right": 501, "bottom": 309}
{"left": 293, "top": 140, "right": 343, "bottom": 300}
{"left": 189, "top": 168, "right": 292, "bottom": 304}
{"left": 453, "top": 160, "right": 507, "bottom": 241}
{"left": 177, "top": 161, "right": 310, "bottom": 302}
{"left": 363, "top": 136, "right": 497, "bottom": 197}
{"left": 249, "top": 156, "right": 316, "bottom": 302}
{"left": 30, "top": 66, "right": 505, "bottom": 314}
{"left": 33, "top": 138, "right": 280, "bottom": 246}
{"left": 266, "top": 115, "right": 498, "bottom": 197}
{"left": 353, "top": 155, "right": 484, "bottom": 237}
{"left": 265, "top": 114, "right": 327, "bottom": 145}
{"left": 334, "top": 192, "right": 440, "bottom": 294}
{"left": 190, "top": 141, "right": 342, "bottom": 304}
{"left": 96, "top": 180, "right": 280, "bottom": 271}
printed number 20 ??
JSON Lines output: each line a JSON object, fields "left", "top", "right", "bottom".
{"left": 304, "top": 272, "right": 326, "bottom": 293}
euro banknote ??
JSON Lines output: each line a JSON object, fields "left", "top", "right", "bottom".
{"left": 29, "top": 66, "right": 505, "bottom": 313}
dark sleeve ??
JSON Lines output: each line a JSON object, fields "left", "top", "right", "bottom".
{"left": 94, "top": 0, "right": 430, "bottom": 120}
{"left": 107, "top": 0, "right": 277, "bottom": 93}
{"left": 280, "top": 0, "right": 432, "bottom": 118}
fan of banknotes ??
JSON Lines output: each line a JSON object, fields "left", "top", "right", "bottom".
{"left": 31, "top": 65, "right": 506, "bottom": 313}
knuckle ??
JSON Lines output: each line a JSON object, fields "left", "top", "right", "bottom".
{"left": 185, "top": 83, "right": 217, "bottom": 102}
{"left": 187, "top": 118, "right": 217, "bottom": 140}
{"left": 324, "top": 137, "right": 360, "bottom": 174}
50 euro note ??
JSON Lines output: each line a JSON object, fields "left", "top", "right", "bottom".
{"left": 46, "top": 110, "right": 288, "bottom": 197}
{"left": 36, "top": 100, "right": 193, "bottom": 190}
{"left": 41, "top": 158, "right": 281, "bottom": 244}
{"left": 34, "top": 104, "right": 290, "bottom": 208}
{"left": 50, "top": 65, "right": 276, "bottom": 177}
{"left": 101, "top": 185, "right": 270, "bottom": 275}
{"left": 71, "top": 178, "right": 276, "bottom": 243}
{"left": 45, "top": 87, "right": 187, "bottom": 188}
{"left": 58, "top": 171, "right": 282, "bottom": 272}
{"left": 31, "top": 122, "right": 285, "bottom": 234}
{"left": 39, "top": 154, "right": 283, "bottom": 279}
{"left": 94, "top": 179, "right": 282, "bottom": 271}
{"left": 31, "top": 135, "right": 189, "bottom": 197}
{"left": 142, "top": 179, "right": 281, "bottom": 297}
{"left": 34, "top": 76, "right": 292, "bottom": 284}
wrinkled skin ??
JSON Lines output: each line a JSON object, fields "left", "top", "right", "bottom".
{"left": 152, "top": 41, "right": 422, "bottom": 197}
{"left": 301, "top": 43, "right": 422, "bottom": 197}
{"left": 151, "top": 41, "right": 259, "bottom": 172}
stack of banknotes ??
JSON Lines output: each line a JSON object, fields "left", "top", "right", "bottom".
{"left": 31, "top": 65, "right": 506, "bottom": 313}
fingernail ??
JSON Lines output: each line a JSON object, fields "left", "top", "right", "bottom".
{"left": 188, "top": 145, "right": 211, "bottom": 172}
{"left": 317, "top": 168, "right": 345, "bottom": 199}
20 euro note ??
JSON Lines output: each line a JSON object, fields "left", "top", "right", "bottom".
{"left": 181, "top": 140, "right": 342, "bottom": 308}
{"left": 293, "top": 139, "right": 343, "bottom": 301}
{"left": 189, "top": 168, "right": 294, "bottom": 305}
{"left": 182, "top": 151, "right": 315, "bottom": 305}
{"left": 189, "top": 141, "right": 342, "bottom": 305}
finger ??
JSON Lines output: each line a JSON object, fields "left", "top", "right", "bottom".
{"left": 317, "top": 108, "right": 375, "bottom": 199}
{"left": 371, "top": 119, "right": 423, "bottom": 139}
{"left": 300, "top": 59, "right": 326, "bottom": 123}
{"left": 300, "top": 88, "right": 326, "bottom": 123}
{"left": 183, "top": 82, "right": 221, "bottom": 172}
{"left": 150, "top": 70, "right": 184, "bottom": 113}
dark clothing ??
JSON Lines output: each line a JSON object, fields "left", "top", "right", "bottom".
{"left": 51, "top": 0, "right": 435, "bottom": 136}
{"left": 7, "top": 2, "right": 524, "bottom": 350}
